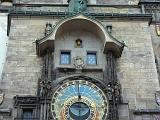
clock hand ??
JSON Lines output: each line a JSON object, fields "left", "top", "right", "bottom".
{"left": 76, "top": 81, "right": 81, "bottom": 119}
{"left": 79, "top": 103, "right": 81, "bottom": 119}
{"left": 78, "top": 81, "right": 81, "bottom": 101}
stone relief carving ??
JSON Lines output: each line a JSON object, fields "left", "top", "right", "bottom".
{"left": 73, "top": 56, "right": 85, "bottom": 69}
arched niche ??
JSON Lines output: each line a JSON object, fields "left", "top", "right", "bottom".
{"left": 36, "top": 14, "right": 125, "bottom": 57}
{"left": 53, "top": 15, "right": 106, "bottom": 44}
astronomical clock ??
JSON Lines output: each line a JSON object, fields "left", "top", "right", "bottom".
{"left": 51, "top": 80, "right": 109, "bottom": 120}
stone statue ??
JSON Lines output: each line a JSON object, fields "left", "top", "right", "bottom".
{"left": 76, "top": 0, "right": 87, "bottom": 12}
{"left": 44, "top": 22, "right": 52, "bottom": 36}
{"left": 68, "top": 0, "right": 87, "bottom": 13}
{"left": 39, "top": 79, "right": 52, "bottom": 97}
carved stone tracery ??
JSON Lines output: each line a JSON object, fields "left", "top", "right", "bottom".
{"left": 144, "top": 4, "right": 160, "bottom": 13}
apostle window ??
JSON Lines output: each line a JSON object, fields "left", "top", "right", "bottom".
{"left": 60, "top": 51, "right": 71, "bottom": 65}
{"left": 87, "top": 52, "right": 97, "bottom": 65}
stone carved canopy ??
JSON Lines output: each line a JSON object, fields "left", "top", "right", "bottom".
{"left": 36, "top": 14, "right": 125, "bottom": 57}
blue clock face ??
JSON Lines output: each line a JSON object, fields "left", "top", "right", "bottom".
{"left": 51, "top": 80, "right": 109, "bottom": 120}
{"left": 69, "top": 102, "right": 90, "bottom": 119}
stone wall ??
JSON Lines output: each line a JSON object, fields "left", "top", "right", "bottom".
{"left": 14, "top": 6, "right": 141, "bottom": 14}
{"left": 150, "top": 24, "right": 160, "bottom": 83}
{"left": 0, "top": 15, "right": 159, "bottom": 120}
{"left": 101, "top": 21, "right": 159, "bottom": 109}
{"left": 0, "top": 18, "right": 56, "bottom": 110}
{"left": 2, "top": 16, "right": 159, "bottom": 109}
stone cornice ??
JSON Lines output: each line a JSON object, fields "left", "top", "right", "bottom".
{"left": 7, "top": 11, "right": 152, "bottom": 37}
{"left": 133, "top": 109, "right": 160, "bottom": 114}
{"left": 8, "top": 11, "right": 152, "bottom": 20}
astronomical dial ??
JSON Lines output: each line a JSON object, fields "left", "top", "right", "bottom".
{"left": 51, "top": 80, "right": 109, "bottom": 120}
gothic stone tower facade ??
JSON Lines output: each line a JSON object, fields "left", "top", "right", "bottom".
{"left": 0, "top": 0, "right": 160, "bottom": 120}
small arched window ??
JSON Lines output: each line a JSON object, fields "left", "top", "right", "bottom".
{"left": 75, "top": 39, "right": 82, "bottom": 48}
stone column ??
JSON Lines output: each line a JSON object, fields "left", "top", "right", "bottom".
{"left": 105, "top": 51, "right": 119, "bottom": 120}
{"left": 105, "top": 51, "right": 117, "bottom": 84}
{"left": 40, "top": 50, "right": 53, "bottom": 120}
{"left": 42, "top": 50, "right": 54, "bottom": 80}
